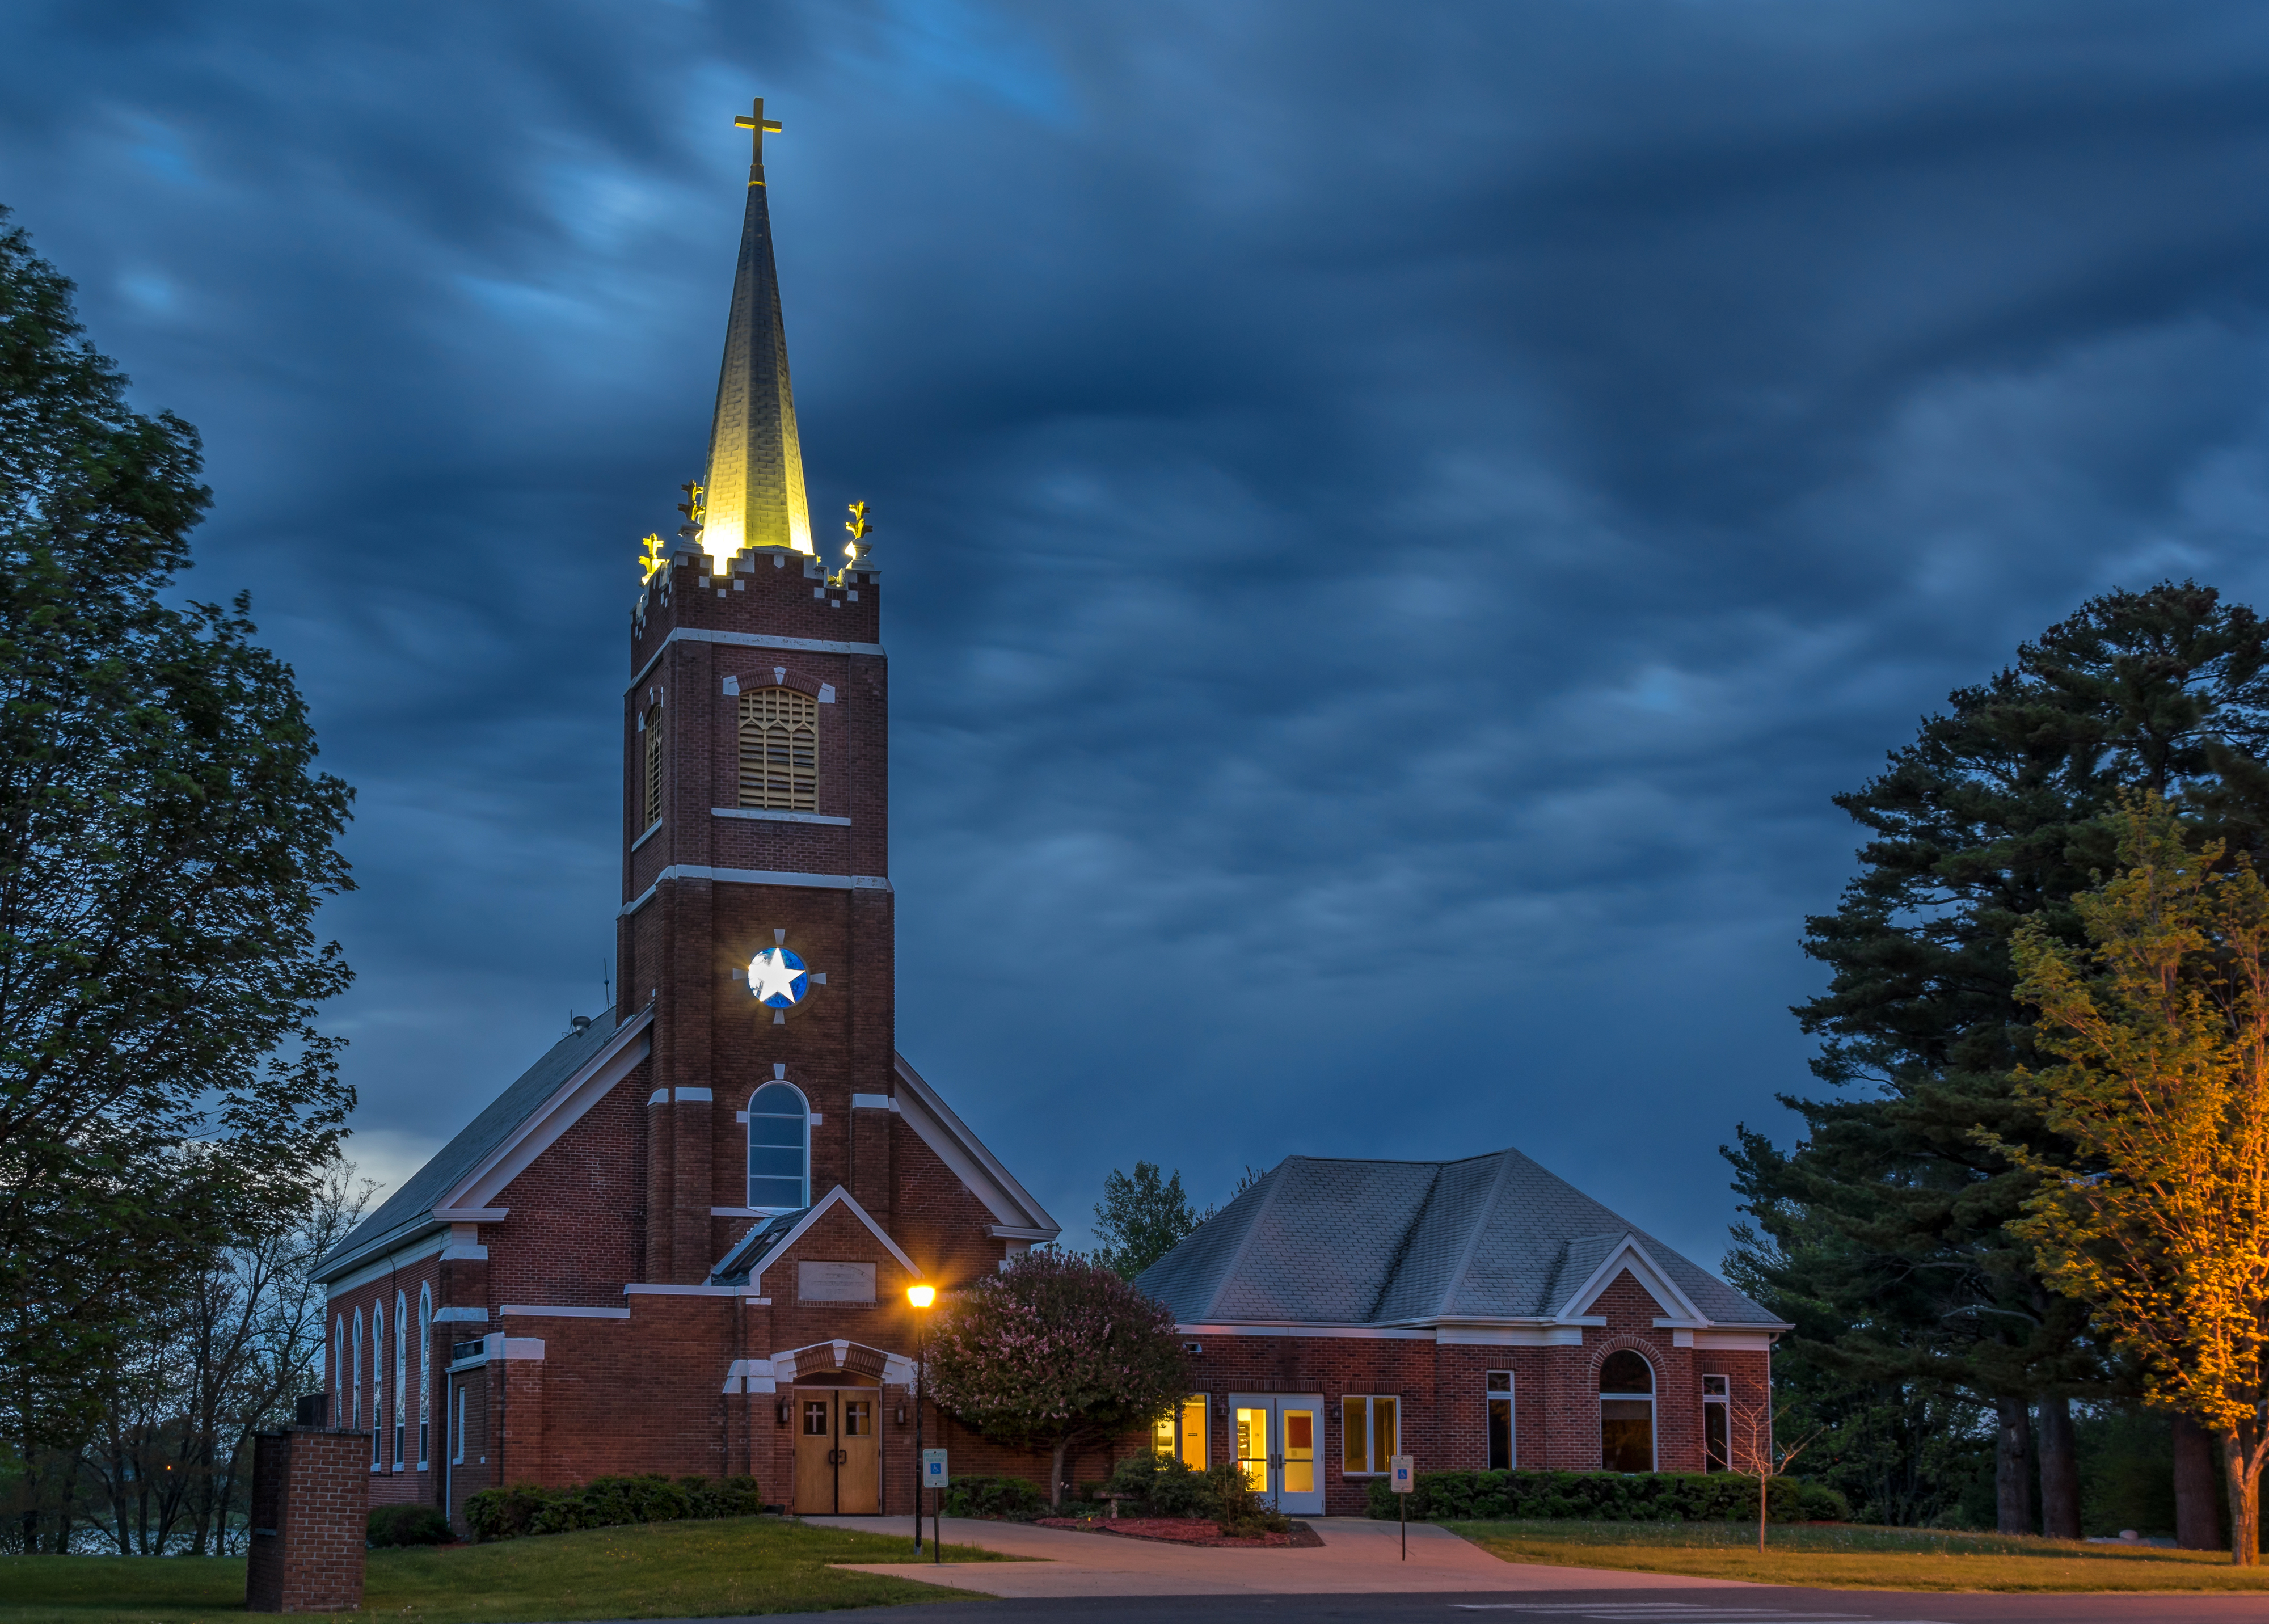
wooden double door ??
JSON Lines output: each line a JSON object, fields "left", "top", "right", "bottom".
{"left": 792, "top": 1386, "right": 880, "bottom": 1514}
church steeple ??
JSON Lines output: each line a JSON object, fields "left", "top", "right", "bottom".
{"left": 699, "top": 97, "right": 813, "bottom": 562}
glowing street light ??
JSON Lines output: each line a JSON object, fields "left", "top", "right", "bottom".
{"left": 908, "top": 1281, "right": 937, "bottom": 1555}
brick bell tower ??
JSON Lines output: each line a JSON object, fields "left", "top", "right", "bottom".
{"left": 615, "top": 98, "right": 892, "bottom": 1285}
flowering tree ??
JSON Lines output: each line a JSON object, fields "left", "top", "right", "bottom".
{"left": 2009, "top": 795, "right": 2269, "bottom": 1565}
{"left": 923, "top": 1251, "right": 1191, "bottom": 1509}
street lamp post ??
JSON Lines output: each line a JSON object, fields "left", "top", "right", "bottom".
{"left": 906, "top": 1284, "right": 935, "bottom": 1555}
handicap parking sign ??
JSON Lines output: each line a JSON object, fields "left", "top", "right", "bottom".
{"left": 922, "top": 1448, "right": 948, "bottom": 1487}
{"left": 1390, "top": 1454, "right": 1414, "bottom": 1493}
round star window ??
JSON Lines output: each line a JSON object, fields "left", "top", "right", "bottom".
{"left": 748, "top": 946, "right": 809, "bottom": 1008}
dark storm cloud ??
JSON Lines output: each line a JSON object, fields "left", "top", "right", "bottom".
{"left": 7, "top": 1, "right": 2269, "bottom": 1260}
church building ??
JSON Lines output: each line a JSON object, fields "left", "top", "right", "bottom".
{"left": 318, "top": 99, "right": 1783, "bottom": 1530}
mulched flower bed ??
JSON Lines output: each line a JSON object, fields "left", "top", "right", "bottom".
{"left": 1035, "top": 1516, "right": 1324, "bottom": 1549}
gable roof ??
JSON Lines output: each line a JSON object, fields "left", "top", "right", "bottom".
{"left": 317, "top": 1009, "right": 652, "bottom": 1282}
{"left": 315, "top": 1012, "right": 1056, "bottom": 1284}
{"left": 707, "top": 1186, "right": 919, "bottom": 1289}
{"left": 1136, "top": 1147, "right": 1783, "bottom": 1331}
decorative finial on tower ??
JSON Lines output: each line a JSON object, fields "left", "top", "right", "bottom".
{"left": 828, "top": 501, "right": 873, "bottom": 588}
{"left": 677, "top": 480, "right": 706, "bottom": 532}
{"left": 638, "top": 532, "right": 667, "bottom": 583}
{"left": 699, "top": 95, "right": 813, "bottom": 566}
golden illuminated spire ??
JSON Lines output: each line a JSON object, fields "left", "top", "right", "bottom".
{"left": 699, "top": 96, "right": 812, "bottom": 563}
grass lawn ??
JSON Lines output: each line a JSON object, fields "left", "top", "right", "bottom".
{"left": 0, "top": 1515, "right": 1007, "bottom": 1624}
{"left": 1454, "top": 1518, "right": 2269, "bottom": 1591}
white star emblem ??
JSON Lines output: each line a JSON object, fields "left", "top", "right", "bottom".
{"left": 748, "top": 947, "right": 808, "bottom": 1007}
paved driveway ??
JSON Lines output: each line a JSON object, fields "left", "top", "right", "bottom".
{"left": 809, "top": 1514, "right": 1762, "bottom": 1598}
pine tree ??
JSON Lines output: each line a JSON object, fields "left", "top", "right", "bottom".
{"left": 1091, "top": 1161, "right": 1208, "bottom": 1280}
{"left": 1727, "top": 581, "right": 2269, "bottom": 1533}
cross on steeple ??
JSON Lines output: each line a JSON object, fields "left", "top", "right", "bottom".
{"left": 733, "top": 98, "right": 783, "bottom": 182}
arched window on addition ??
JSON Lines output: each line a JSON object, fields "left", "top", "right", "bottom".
{"left": 333, "top": 1316, "right": 343, "bottom": 1427}
{"left": 642, "top": 703, "right": 665, "bottom": 830}
{"left": 747, "top": 1082, "right": 811, "bottom": 1210}
{"left": 1599, "top": 1350, "right": 1655, "bottom": 1473}
{"left": 351, "top": 1311, "right": 362, "bottom": 1432}
{"left": 739, "top": 687, "right": 817, "bottom": 811}
{"left": 417, "top": 1285, "right": 433, "bottom": 1470}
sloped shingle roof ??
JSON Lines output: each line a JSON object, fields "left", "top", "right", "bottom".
{"left": 1137, "top": 1148, "right": 1778, "bottom": 1328}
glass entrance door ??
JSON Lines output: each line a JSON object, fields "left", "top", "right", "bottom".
{"left": 1227, "top": 1393, "right": 1325, "bottom": 1516}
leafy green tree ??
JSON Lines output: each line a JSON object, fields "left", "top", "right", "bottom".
{"left": 1727, "top": 583, "right": 2269, "bottom": 1534}
{"left": 0, "top": 211, "right": 356, "bottom": 1538}
{"left": 1091, "top": 1161, "right": 1208, "bottom": 1279}
{"left": 923, "top": 1251, "right": 1192, "bottom": 1509}
{"left": 2007, "top": 795, "right": 2269, "bottom": 1563}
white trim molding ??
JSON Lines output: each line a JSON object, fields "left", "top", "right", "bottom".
{"left": 851, "top": 1094, "right": 899, "bottom": 1112}
{"left": 1674, "top": 1328, "right": 1780, "bottom": 1351}
{"left": 433, "top": 1208, "right": 508, "bottom": 1222}
{"left": 712, "top": 808, "right": 852, "bottom": 827}
{"left": 627, "top": 626, "right": 887, "bottom": 693}
{"left": 1556, "top": 1234, "right": 1709, "bottom": 1327}
{"left": 437, "top": 1011, "right": 656, "bottom": 1213}
{"left": 619, "top": 867, "right": 892, "bottom": 917}
{"left": 500, "top": 1305, "right": 631, "bottom": 1321}
{"left": 324, "top": 1231, "right": 446, "bottom": 1297}
{"left": 731, "top": 1187, "right": 923, "bottom": 1296}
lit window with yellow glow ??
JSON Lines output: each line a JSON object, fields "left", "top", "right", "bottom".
{"left": 1340, "top": 1394, "right": 1398, "bottom": 1475}
{"left": 1152, "top": 1395, "right": 1208, "bottom": 1469}
{"left": 740, "top": 687, "right": 817, "bottom": 810}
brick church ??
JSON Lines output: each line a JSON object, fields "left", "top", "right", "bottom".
{"left": 318, "top": 99, "right": 1783, "bottom": 1529}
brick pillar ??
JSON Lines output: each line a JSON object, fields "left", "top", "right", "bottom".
{"left": 501, "top": 1339, "right": 547, "bottom": 1485}
{"left": 672, "top": 1092, "right": 714, "bottom": 1283}
{"left": 645, "top": 1091, "right": 674, "bottom": 1280}
{"left": 247, "top": 1428, "right": 368, "bottom": 1614}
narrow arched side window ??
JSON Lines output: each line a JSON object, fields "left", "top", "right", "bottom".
{"left": 351, "top": 1310, "right": 363, "bottom": 1433}
{"left": 747, "top": 1082, "right": 811, "bottom": 1210}
{"left": 642, "top": 703, "right": 665, "bottom": 829}
{"left": 369, "top": 1304, "right": 384, "bottom": 1469}
{"left": 332, "top": 1317, "right": 343, "bottom": 1425}
{"left": 739, "top": 687, "right": 817, "bottom": 810}
{"left": 417, "top": 1285, "right": 433, "bottom": 1470}
{"left": 1599, "top": 1350, "right": 1655, "bottom": 1473}
{"left": 394, "top": 1289, "right": 408, "bottom": 1470}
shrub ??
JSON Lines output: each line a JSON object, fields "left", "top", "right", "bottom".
{"left": 365, "top": 1504, "right": 452, "bottom": 1547}
{"left": 1100, "top": 1450, "right": 1220, "bottom": 1520}
{"left": 940, "top": 1474, "right": 1049, "bottom": 1521}
{"left": 463, "top": 1474, "right": 766, "bottom": 1542}
{"left": 1207, "top": 1463, "right": 1291, "bottom": 1537}
{"left": 1364, "top": 1470, "right": 1852, "bottom": 1524}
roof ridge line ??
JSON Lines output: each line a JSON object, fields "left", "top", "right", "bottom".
{"left": 1364, "top": 1163, "right": 1445, "bottom": 1323}
{"left": 1433, "top": 1148, "right": 1519, "bottom": 1321}
{"left": 1201, "top": 1162, "right": 1294, "bottom": 1323}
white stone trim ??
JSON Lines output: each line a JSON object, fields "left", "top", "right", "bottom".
{"left": 623, "top": 1283, "right": 746, "bottom": 1297}
{"left": 620, "top": 867, "right": 891, "bottom": 916}
{"left": 324, "top": 1231, "right": 446, "bottom": 1297}
{"left": 626, "top": 627, "right": 887, "bottom": 694}
{"left": 432, "top": 1207, "right": 508, "bottom": 1222}
{"left": 986, "top": 1224, "right": 1056, "bottom": 1241}
{"left": 712, "top": 808, "right": 852, "bottom": 827}
{"left": 437, "top": 1011, "right": 655, "bottom": 1212}
{"left": 1675, "top": 1328, "right": 1779, "bottom": 1351}
{"left": 851, "top": 1094, "right": 898, "bottom": 1112}
{"left": 1555, "top": 1234, "right": 1709, "bottom": 1327}
{"left": 631, "top": 819, "right": 663, "bottom": 852}
{"left": 500, "top": 1305, "right": 631, "bottom": 1320}
{"left": 733, "top": 1187, "right": 922, "bottom": 1296}
{"left": 1174, "top": 1323, "right": 1440, "bottom": 1342}
{"left": 891, "top": 1056, "right": 1060, "bottom": 1239}
{"left": 1437, "top": 1324, "right": 1585, "bottom": 1347}
{"left": 432, "top": 1307, "right": 488, "bottom": 1323}
{"left": 438, "top": 1245, "right": 488, "bottom": 1262}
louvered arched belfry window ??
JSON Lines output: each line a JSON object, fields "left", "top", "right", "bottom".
{"left": 642, "top": 703, "right": 665, "bottom": 829}
{"left": 739, "top": 687, "right": 817, "bottom": 811}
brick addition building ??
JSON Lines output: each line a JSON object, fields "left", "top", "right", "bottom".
{"left": 1134, "top": 1151, "right": 1787, "bottom": 1517}
{"left": 317, "top": 97, "right": 1783, "bottom": 1530}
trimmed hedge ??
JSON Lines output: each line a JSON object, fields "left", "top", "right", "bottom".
{"left": 365, "top": 1504, "right": 452, "bottom": 1547}
{"left": 1365, "top": 1470, "right": 1850, "bottom": 1524}
{"left": 464, "top": 1474, "right": 766, "bottom": 1542}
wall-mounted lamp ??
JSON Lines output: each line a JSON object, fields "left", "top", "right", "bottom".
{"left": 896, "top": 1405, "right": 907, "bottom": 1427}
{"left": 775, "top": 1399, "right": 791, "bottom": 1427}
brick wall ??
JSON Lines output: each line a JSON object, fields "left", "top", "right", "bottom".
{"left": 246, "top": 1429, "right": 367, "bottom": 1613}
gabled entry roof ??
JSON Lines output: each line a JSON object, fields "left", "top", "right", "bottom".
{"left": 1137, "top": 1148, "right": 1783, "bottom": 1331}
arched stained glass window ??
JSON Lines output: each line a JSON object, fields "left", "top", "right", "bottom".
{"left": 747, "top": 1082, "right": 810, "bottom": 1210}
{"left": 393, "top": 1290, "right": 408, "bottom": 1470}
{"left": 417, "top": 1285, "right": 433, "bottom": 1470}
{"left": 1599, "top": 1351, "right": 1655, "bottom": 1473}
{"left": 374, "top": 1302, "right": 387, "bottom": 1465}
{"left": 739, "top": 687, "right": 817, "bottom": 810}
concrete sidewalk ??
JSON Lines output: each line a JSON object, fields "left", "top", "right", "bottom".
{"left": 809, "top": 1514, "right": 1765, "bottom": 1597}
